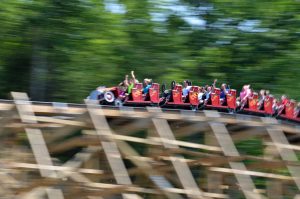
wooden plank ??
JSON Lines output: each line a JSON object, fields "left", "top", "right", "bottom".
{"left": 267, "top": 180, "right": 283, "bottom": 199}
{"left": 22, "top": 115, "right": 87, "bottom": 127}
{"left": 148, "top": 107, "right": 208, "bottom": 199}
{"left": 11, "top": 92, "right": 65, "bottom": 199}
{"left": 32, "top": 104, "right": 86, "bottom": 115}
{"left": 265, "top": 121, "right": 300, "bottom": 190}
{"left": 209, "top": 167, "right": 293, "bottom": 181}
{"left": 174, "top": 123, "right": 210, "bottom": 138}
{"left": 0, "top": 100, "right": 299, "bottom": 130}
{"left": 264, "top": 141, "right": 300, "bottom": 151}
{"left": 86, "top": 102, "right": 143, "bottom": 199}
{"left": 1, "top": 97, "right": 300, "bottom": 199}
{"left": 207, "top": 111, "right": 266, "bottom": 199}
{"left": 6, "top": 162, "right": 104, "bottom": 175}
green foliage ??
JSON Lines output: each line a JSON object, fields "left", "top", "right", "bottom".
{"left": 0, "top": 0, "right": 299, "bottom": 102}
{"left": 235, "top": 138, "right": 263, "bottom": 156}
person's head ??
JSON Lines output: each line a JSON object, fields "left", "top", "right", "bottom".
{"left": 242, "top": 85, "right": 246, "bottom": 91}
{"left": 119, "top": 81, "right": 125, "bottom": 86}
{"left": 207, "top": 86, "right": 212, "bottom": 92}
{"left": 221, "top": 83, "right": 227, "bottom": 90}
{"left": 183, "top": 80, "right": 188, "bottom": 87}
{"left": 199, "top": 87, "right": 204, "bottom": 92}
{"left": 281, "top": 95, "right": 287, "bottom": 101}
{"left": 243, "top": 84, "right": 250, "bottom": 91}
{"left": 144, "top": 78, "right": 152, "bottom": 85}
{"left": 260, "top": 89, "right": 265, "bottom": 96}
{"left": 183, "top": 80, "right": 191, "bottom": 87}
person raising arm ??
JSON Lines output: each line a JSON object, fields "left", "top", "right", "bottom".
{"left": 127, "top": 71, "right": 137, "bottom": 94}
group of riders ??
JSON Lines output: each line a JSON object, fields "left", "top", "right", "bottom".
{"left": 89, "top": 70, "right": 300, "bottom": 117}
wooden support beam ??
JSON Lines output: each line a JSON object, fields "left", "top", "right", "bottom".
{"left": 11, "top": 92, "right": 64, "bottom": 199}
{"left": 0, "top": 98, "right": 300, "bottom": 199}
{"left": 206, "top": 111, "right": 266, "bottom": 199}
{"left": 86, "top": 101, "right": 143, "bottom": 199}
{"left": 264, "top": 119, "right": 300, "bottom": 191}
{"left": 148, "top": 107, "right": 209, "bottom": 199}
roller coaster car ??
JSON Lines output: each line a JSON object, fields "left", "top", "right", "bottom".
{"left": 163, "top": 85, "right": 199, "bottom": 109}
{"left": 278, "top": 100, "right": 300, "bottom": 122}
{"left": 243, "top": 93, "right": 274, "bottom": 115}
{"left": 188, "top": 86, "right": 200, "bottom": 106}
{"left": 227, "top": 89, "right": 237, "bottom": 109}
{"left": 205, "top": 88, "right": 237, "bottom": 110}
{"left": 124, "top": 83, "right": 160, "bottom": 105}
{"left": 88, "top": 86, "right": 122, "bottom": 105}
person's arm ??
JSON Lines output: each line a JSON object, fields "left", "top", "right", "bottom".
{"left": 242, "top": 87, "right": 250, "bottom": 101}
{"left": 131, "top": 71, "right": 136, "bottom": 83}
{"left": 124, "top": 75, "right": 129, "bottom": 86}
{"left": 212, "top": 79, "right": 217, "bottom": 91}
{"left": 119, "top": 75, "right": 128, "bottom": 86}
{"left": 242, "top": 93, "right": 248, "bottom": 101}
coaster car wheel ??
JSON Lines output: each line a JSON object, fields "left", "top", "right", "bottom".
{"left": 114, "top": 99, "right": 123, "bottom": 107}
{"left": 159, "top": 97, "right": 167, "bottom": 107}
{"left": 191, "top": 105, "right": 198, "bottom": 111}
{"left": 104, "top": 91, "right": 115, "bottom": 103}
{"left": 198, "top": 103, "right": 205, "bottom": 110}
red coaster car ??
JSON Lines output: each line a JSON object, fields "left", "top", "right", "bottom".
{"left": 205, "top": 88, "right": 237, "bottom": 111}
{"left": 124, "top": 83, "right": 160, "bottom": 106}
{"left": 160, "top": 83, "right": 199, "bottom": 110}
{"left": 278, "top": 100, "right": 300, "bottom": 122}
{"left": 87, "top": 86, "right": 123, "bottom": 105}
{"left": 243, "top": 93, "right": 274, "bottom": 116}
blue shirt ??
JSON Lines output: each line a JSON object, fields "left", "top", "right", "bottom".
{"left": 205, "top": 92, "right": 211, "bottom": 100}
{"left": 143, "top": 84, "right": 152, "bottom": 94}
{"left": 183, "top": 86, "right": 192, "bottom": 97}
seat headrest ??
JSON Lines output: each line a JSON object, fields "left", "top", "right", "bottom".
{"left": 151, "top": 83, "right": 159, "bottom": 89}
{"left": 135, "top": 83, "right": 143, "bottom": 89}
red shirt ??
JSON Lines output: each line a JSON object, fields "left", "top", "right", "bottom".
{"left": 282, "top": 98, "right": 288, "bottom": 105}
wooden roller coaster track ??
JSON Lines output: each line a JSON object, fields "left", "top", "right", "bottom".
{"left": 0, "top": 92, "right": 300, "bottom": 199}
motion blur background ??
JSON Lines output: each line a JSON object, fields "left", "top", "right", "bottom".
{"left": 0, "top": 0, "right": 299, "bottom": 102}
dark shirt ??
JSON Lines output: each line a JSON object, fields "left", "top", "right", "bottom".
{"left": 220, "top": 89, "right": 229, "bottom": 99}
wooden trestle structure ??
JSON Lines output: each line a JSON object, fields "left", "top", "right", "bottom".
{"left": 0, "top": 92, "right": 300, "bottom": 199}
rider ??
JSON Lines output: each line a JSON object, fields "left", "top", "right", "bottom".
{"left": 182, "top": 80, "right": 192, "bottom": 97}
{"left": 258, "top": 89, "right": 266, "bottom": 109}
{"left": 127, "top": 71, "right": 138, "bottom": 94}
{"left": 220, "top": 83, "right": 229, "bottom": 99}
{"left": 220, "top": 83, "right": 229, "bottom": 105}
{"left": 276, "top": 95, "right": 289, "bottom": 115}
{"left": 143, "top": 78, "right": 152, "bottom": 94}
{"left": 118, "top": 74, "right": 129, "bottom": 97}
{"left": 198, "top": 87, "right": 205, "bottom": 105}
{"left": 295, "top": 102, "right": 300, "bottom": 117}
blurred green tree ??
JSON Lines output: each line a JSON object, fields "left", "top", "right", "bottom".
{"left": 0, "top": 0, "right": 299, "bottom": 102}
